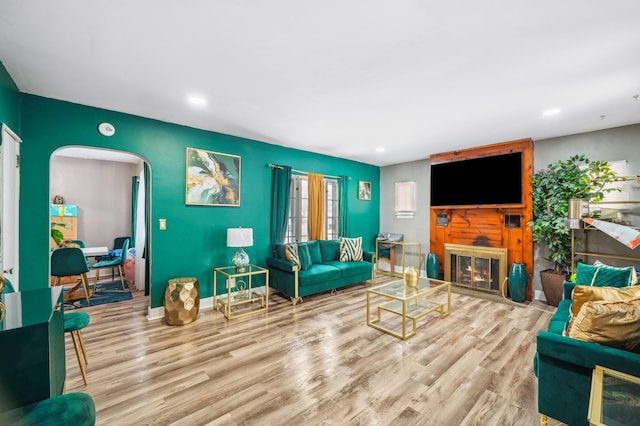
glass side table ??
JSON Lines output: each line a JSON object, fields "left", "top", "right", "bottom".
{"left": 213, "top": 264, "right": 269, "bottom": 320}
{"left": 375, "top": 240, "right": 421, "bottom": 278}
{"left": 588, "top": 365, "right": 640, "bottom": 426}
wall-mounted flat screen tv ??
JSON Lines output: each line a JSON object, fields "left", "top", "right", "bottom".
{"left": 430, "top": 152, "right": 522, "bottom": 207}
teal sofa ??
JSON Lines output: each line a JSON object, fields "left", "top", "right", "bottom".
{"left": 267, "top": 240, "right": 374, "bottom": 305}
{"left": 535, "top": 282, "right": 640, "bottom": 425}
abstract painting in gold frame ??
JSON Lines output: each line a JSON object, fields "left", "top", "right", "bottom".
{"left": 186, "top": 147, "right": 241, "bottom": 206}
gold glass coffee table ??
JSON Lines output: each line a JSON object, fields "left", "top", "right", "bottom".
{"left": 366, "top": 277, "right": 451, "bottom": 340}
{"left": 588, "top": 365, "right": 640, "bottom": 426}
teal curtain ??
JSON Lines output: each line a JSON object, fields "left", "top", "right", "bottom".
{"left": 270, "top": 165, "right": 292, "bottom": 247}
{"left": 143, "top": 162, "right": 151, "bottom": 296}
{"left": 339, "top": 175, "right": 350, "bottom": 237}
{"left": 131, "top": 176, "right": 139, "bottom": 247}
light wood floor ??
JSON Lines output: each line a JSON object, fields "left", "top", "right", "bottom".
{"left": 65, "top": 276, "right": 556, "bottom": 425}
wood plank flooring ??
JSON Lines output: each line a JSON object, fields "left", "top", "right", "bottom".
{"left": 65, "top": 276, "right": 556, "bottom": 425}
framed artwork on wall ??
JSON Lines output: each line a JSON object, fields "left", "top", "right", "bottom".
{"left": 185, "top": 147, "right": 241, "bottom": 206}
{"left": 358, "top": 180, "right": 371, "bottom": 200}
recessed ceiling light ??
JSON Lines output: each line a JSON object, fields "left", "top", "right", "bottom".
{"left": 542, "top": 108, "right": 560, "bottom": 116}
{"left": 188, "top": 95, "right": 207, "bottom": 106}
{"left": 375, "top": 147, "right": 385, "bottom": 152}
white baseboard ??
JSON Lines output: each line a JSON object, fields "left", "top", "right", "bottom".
{"left": 147, "top": 296, "right": 215, "bottom": 321}
{"left": 147, "top": 306, "right": 163, "bottom": 320}
{"left": 534, "top": 290, "right": 547, "bottom": 302}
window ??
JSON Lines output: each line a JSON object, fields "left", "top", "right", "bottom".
{"left": 325, "top": 179, "right": 339, "bottom": 239}
{"left": 395, "top": 181, "right": 416, "bottom": 219}
{"left": 285, "top": 176, "right": 339, "bottom": 243}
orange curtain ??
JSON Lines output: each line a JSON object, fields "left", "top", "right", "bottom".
{"left": 308, "top": 173, "right": 325, "bottom": 240}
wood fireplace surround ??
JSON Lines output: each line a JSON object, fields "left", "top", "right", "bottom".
{"left": 429, "top": 138, "right": 534, "bottom": 300}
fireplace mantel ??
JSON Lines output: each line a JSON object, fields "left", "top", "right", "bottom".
{"left": 429, "top": 138, "right": 534, "bottom": 300}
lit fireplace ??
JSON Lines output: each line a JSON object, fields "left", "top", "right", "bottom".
{"left": 444, "top": 243, "right": 507, "bottom": 293}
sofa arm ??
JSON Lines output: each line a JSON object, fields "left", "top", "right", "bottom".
{"left": 537, "top": 331, "right": 640, "bottom": 377}
{"left": 563, "top": 281, "right": 575, "bottom": 301}
{"left": 266, "top": 257, "right": 298, "bottom": 273}
{"left": 363, "top": 251, "right": 375, "bottom": 262}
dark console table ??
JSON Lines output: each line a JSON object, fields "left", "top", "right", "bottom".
{"left": 0, "top": 287, "right": 65, "bottom": 412}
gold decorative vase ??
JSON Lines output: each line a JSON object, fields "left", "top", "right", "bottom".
{"left": 164, "top": 277, "right": 200, "bottom": 325}
{"left": 404, "top": 267, "right": 419, "bottom": 287}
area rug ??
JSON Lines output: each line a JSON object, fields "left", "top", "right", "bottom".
{"left": 64, "top": 280, "right": 133, "bottom": 310}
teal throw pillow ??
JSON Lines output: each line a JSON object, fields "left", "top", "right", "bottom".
{"left": 319, "top": 240, "right": 340, "bottom": 262}
{"left": 575, "top": 262, "right": 633, "bottom": 288}
{"left": 306, "top": 240, "right": 323, "bottom": 264}
{"left": 273, "top": 243, "right": 287, "bottom": 259}
{"left": 594, "top": 260, "right": 638, "bottom": 285}
{"left": 298, "top": 244, "right": 313, "bottom": 270}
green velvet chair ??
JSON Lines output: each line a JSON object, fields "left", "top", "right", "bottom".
{"left": 94, "top": 236, "right": 130, "bottom": 280}
{"left": 0, "top": 392, "right": 96, "bottom": 425}
{"left": 65, "top": 312, "right": 91, "bottom": 385}
{"left": 92, "top": 238, "right": 130, "bottom": 290}
{"left": 50, "top": 247, "right": 93, "bottom": 302}
{"left": 63, "top": 239, "right": 91, "bottom": 269}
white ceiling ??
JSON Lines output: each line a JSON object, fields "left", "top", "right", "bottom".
{"left": 1, "top": 1, "right": 639, "bottom": 167}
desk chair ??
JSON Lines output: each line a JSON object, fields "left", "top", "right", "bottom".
{"left": 94, "top": 236, "right": 129, "bottom": 280}
{"left": 51, "top": 247, "right": 93, "bottom": 303}
{"left": 92, "top": 238, "right": 130, "bottom": 290}
{"left": 62, "top": 239, "right": 91, "bottom": 269}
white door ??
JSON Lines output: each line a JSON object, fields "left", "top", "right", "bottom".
{"left": 2, "top": 124, "right": 21, "bottom": 289}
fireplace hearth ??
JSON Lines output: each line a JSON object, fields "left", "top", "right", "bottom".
{"left": 444, "top": 244, "right": 507, "bottom": 293}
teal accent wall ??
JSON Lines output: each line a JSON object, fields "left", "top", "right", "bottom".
{"left": 0, "top": 61, "right": 20, "bottom": 131}
{"left": 19, "top": 94, "right": 380, "bottom": 308}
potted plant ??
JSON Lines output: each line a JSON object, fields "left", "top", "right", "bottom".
{"left": 529, "top": 154, "right": 619, "bottom": 306}
{"left": 50, "top": 221, "right": 69, "bottom": 247}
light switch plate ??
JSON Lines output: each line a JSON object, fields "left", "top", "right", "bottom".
{"left": 159, "top": 219, "right": 167, "bottom": 230}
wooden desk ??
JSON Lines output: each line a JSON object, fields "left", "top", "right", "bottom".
{"left": 81, "top": 246, "right": 109, "bottom": 257}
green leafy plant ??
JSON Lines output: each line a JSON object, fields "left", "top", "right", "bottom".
{"left": 50, "top": 221, "right": 69, "bottom": 247}
{"left": 529, "top": 154, "right": 620, "bottom": 274}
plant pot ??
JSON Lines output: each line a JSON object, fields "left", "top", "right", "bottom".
{"left": 539, "top": 269, "right": 568, "bottom": 307}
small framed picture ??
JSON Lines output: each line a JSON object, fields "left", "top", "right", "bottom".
{"left": 358, "top": 181, "right": 371, "bottom": 201}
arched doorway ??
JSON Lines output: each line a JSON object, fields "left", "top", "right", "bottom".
{"left": 49, "top": 146, "right": 151, "bottom": 308}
